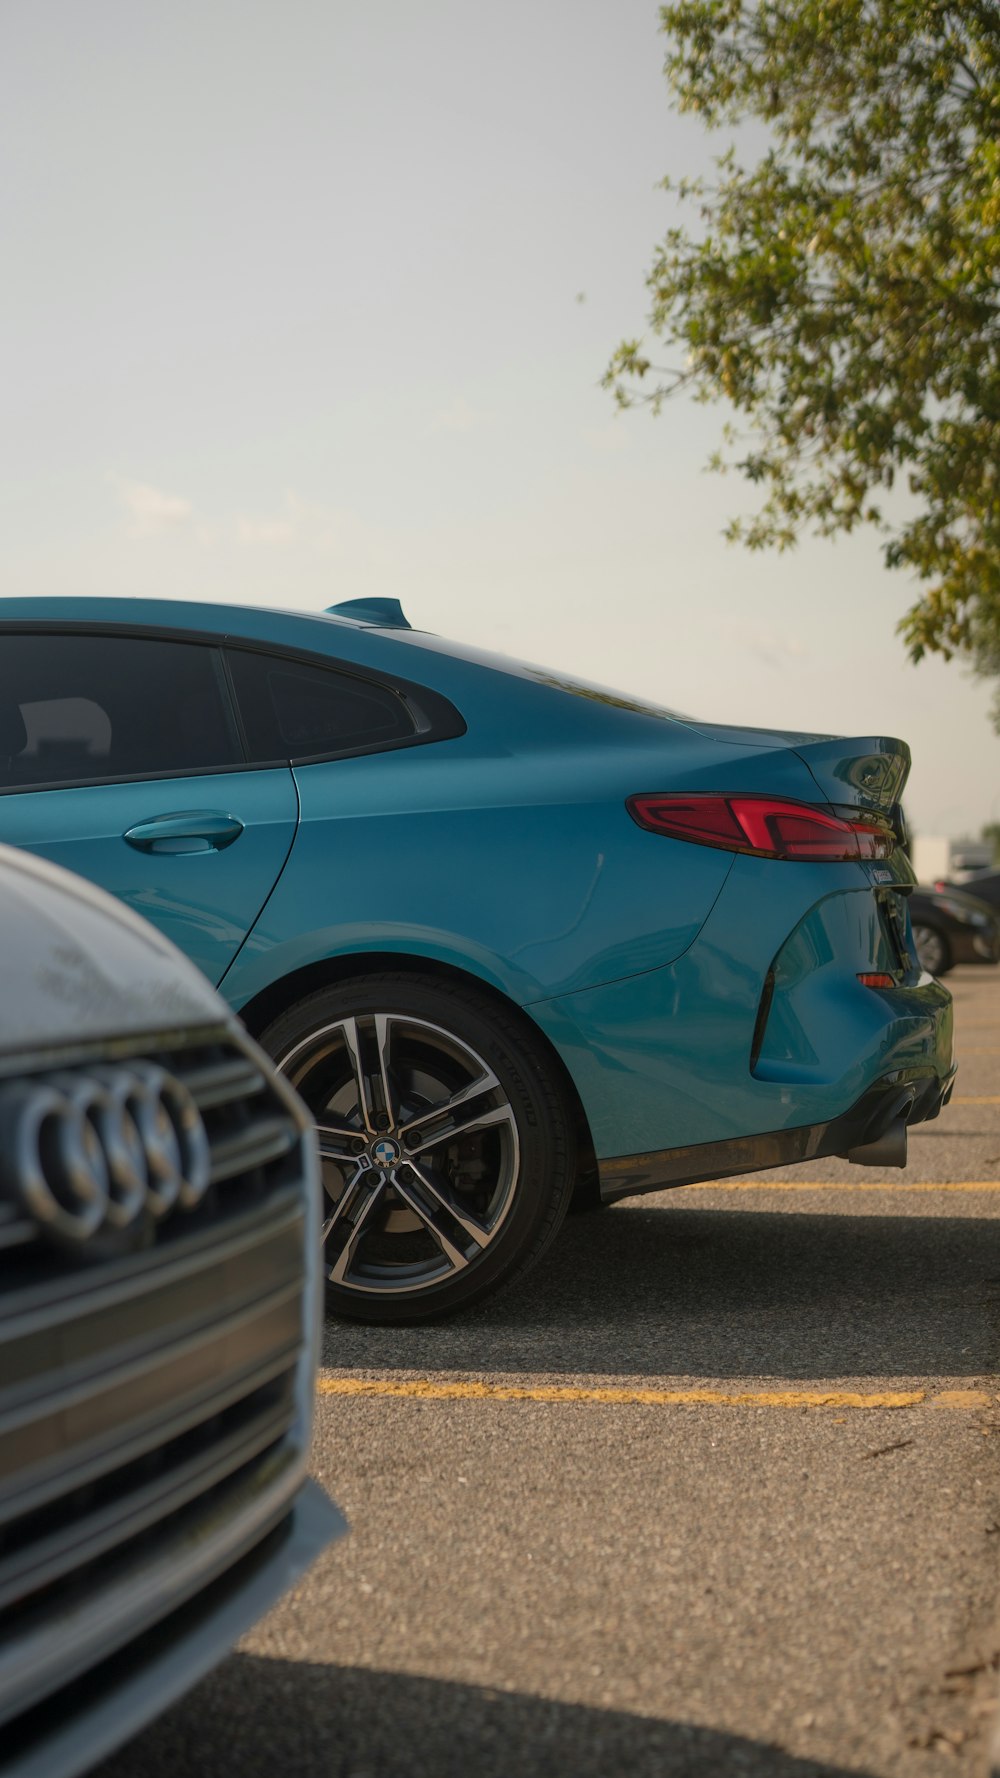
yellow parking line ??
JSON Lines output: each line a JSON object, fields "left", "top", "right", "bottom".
{"left": 953, "top": 1095, "right": 1000, "bottom": 1104}
{"left": 685, "top": 1179, "right": 1000, "bottom": 1192}
{"left": 316, "top": 1377, "right": 991, "bottom": 1410}
{"left": 959, "top": 1047, "right": 1000, "bottom": 1054}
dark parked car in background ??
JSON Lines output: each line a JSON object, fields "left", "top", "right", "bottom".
{"left": 908, "top": 883, "right": 1000, "bottom": 977}
{"left": 0, "top": 844, "right": 344, "bottom": 1778}
{"left": 935, "top": 868, "right": 1000, "bottom": 913}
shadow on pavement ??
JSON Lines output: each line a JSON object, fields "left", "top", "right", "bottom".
{"left": 95, "top": 1653, "right": 876, "bottom": 1778}
{"left": 324, "top": 1203, "right": 1000, "bottom": 1382}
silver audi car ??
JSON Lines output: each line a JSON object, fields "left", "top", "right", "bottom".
{"left": 0, "top": 842, "right": 345, "bottom": 1778}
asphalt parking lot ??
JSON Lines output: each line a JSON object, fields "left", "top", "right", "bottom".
{"left": 101, "top": 967, "right": 1000, "bottom": 1778}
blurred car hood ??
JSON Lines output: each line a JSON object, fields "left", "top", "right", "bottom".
{"left": 0, "top": 842, "right": 226, "bottom": 1057}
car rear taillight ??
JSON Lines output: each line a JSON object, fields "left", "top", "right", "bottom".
{"left": 626, "top": 794, "right": 895, "bottom": 862}
{"left": 858, "top": 972, "right": 896, "bottom": 989}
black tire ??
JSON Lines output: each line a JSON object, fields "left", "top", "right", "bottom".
{"left": 911, "top": 922, "right": 952, "bottom": 977}
{"left": 259, "top": 973, "right": 577, "bottom": 1323}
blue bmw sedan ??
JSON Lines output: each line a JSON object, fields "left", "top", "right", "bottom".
{"left": 0, "top": 597, "right": 954, "bottom": 1320}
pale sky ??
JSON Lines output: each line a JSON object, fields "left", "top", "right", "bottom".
{"left": 3, "top": 0, "right": 997, "bottom": 838}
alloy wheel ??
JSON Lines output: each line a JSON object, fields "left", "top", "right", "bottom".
{"left": 277, "top": 1012, "right": 521, "bottom": 1298}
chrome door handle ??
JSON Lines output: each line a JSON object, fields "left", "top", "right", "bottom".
{"left": 123, "top": 811, "right": 245, "bottom": 855}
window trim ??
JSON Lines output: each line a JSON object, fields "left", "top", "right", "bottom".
{"left": 0, "top": 622, "right": 467, "bottom": 796}
{"left": 223, "top": 644, "right": 433, "bottom": 764}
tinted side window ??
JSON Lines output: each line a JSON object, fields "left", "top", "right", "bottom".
{"left": 227, "top": 649, "right": 415, "bottom": 762}
{"left": 0, "top": 634, "right": 243, "bottom": 789}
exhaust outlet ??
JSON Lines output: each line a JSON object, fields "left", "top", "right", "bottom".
{"left": 846, "top": 1115, "right": 908, "bottom": 1170}
{"left": 845, "top": 1086, "right": 915, "bottom": 1169}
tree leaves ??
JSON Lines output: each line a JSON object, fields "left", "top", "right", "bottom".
{"left": 607, "top": 1, "right": 1000, "bottom": 714}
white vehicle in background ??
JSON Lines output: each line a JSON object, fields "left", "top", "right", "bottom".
{"left": 911, "top": 831, "right": 993, "bottom": 886}
{"left": 0, "top": 843, "right": 344, "bottom": 1778}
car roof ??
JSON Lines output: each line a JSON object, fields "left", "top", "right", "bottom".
{"left": 0, "top": 594, "right": 397, "bottom": 650}
{"left": 0, "top": 595, "right": 697, "bottom": 739}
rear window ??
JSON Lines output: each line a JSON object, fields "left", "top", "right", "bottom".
{"left": 226, "top": 649, "right": 416, "bottom": 762}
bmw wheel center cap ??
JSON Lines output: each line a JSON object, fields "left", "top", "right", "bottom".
{"left": 371, "top": 1137, "right": 401, "bottom": 1169}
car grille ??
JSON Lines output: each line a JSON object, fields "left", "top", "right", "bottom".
{"left": 0, "top": 1026, "right": 319, "bottom": 1732}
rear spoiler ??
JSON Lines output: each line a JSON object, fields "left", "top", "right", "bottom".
{"left": 790, "top": 735, "right": 911, "bottom": 815}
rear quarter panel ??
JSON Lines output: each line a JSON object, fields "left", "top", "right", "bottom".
{"left": 220, "top": 740, "right": 736, "bottom": 1010}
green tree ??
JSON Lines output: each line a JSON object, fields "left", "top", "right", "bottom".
{"left": 606, "top": 2, "right": 1000, "bottom": 716}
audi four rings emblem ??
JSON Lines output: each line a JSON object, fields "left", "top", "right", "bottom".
{"left": 0, "top": 1063, "right": 212, "bottom": 1244}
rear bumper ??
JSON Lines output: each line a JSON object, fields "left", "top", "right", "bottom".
{"left": 599, "top": 1066, "right": 957, "bottom": 1202}
{"left": 1, "top": 1481, "right": 345, "bottom": 1778}
{"left": 530, "top": 858, "right": 956, "bottom": 1163}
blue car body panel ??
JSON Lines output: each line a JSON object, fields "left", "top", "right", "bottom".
{"left": 0, "top": 768, "right": 298, "bottom": 987}
{"left": 531, "top": 865, "right": 952, "bottom": 1160}
{"left": 218, "top": 747, "right": 735, "bottom": 1010}
{"left": 0, "top": 595, "right": 954, "bottom": 1182}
